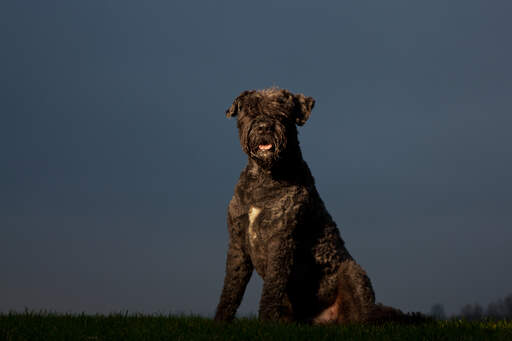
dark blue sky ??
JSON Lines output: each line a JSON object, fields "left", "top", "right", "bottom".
{"left": 1, "top": 0, "right": 511, "bottom": 316}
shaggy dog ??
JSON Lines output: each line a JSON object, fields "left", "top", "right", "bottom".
{"left": 214, "top": 88, "right": 410, "bottom": 324}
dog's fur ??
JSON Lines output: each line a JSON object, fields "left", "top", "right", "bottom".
{"left": 214, "top": 88, "right": 413, "bottom": 324}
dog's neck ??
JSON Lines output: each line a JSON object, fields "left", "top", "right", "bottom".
{"left": 246, "top": 152, "right": 315, "bottom": 186}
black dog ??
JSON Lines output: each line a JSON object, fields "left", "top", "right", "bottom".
{"left": 215, "top": 88, "right": 406, "bottom": 324}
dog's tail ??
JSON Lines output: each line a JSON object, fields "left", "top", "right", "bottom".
{"left": 367, "top": 303, "right": 430, "bottom": 324}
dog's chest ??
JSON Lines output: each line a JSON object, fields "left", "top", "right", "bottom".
{"left": 247, "top": 206, "right": 262, "bottom": 249}
{"left": 241, "top": 188, "right": 302, "bottom": 253}
{"left": 232, "top": 179, "right": 308, "bottom": 264}
{"left": 243, "top": 204, "right": 280, "bottom": 273}
{"left": 244, "top": 204, "right": 278, "bottom": 243}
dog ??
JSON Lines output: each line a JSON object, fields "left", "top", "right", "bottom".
{"left": 214, "top": 87, "right": 412, "bottom": 324}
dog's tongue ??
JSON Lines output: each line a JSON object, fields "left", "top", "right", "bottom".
{"left": 259, "top": 144, "right": 273, "bottom": 151}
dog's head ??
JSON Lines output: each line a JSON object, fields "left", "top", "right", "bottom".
{"left": 226, "top": 88, "right": 315, "bottom": 169}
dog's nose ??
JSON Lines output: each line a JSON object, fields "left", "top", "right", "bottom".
{"left": 256, "top": 122, "right": 273, "bottom": 134}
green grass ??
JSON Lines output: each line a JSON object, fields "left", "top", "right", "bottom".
{"left": 1, "top": 312, "right": 512, "bottom": 341}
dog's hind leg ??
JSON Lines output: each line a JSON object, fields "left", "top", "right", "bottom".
{"left": 313, "top": 260, "right": 375, "bottom": 324}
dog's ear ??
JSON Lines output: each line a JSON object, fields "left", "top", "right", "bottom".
{"left": 226, "top": 90, "right": 253, "bottom": 118}
{"left": 294, "top": 93, "right": 315, "bottom": 126}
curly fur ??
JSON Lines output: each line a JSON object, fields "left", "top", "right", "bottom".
{"left": 215, "top": 87, "right": 422, "bottom": 324}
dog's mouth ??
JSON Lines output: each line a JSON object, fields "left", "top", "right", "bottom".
{"left": 258, "top": 144, "right": 273, "bottom": 151}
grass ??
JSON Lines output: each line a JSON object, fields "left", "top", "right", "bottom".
{"left": 1, "top": 312, "right": 512, "bottom": 341}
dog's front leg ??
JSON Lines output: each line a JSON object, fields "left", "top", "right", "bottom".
{"left": 258, "top": 234, "right": 295, "bottom": 322}
{"left": 215, "top": 240, "right": 253, "bottom": 322}
{"left": 215, "top": 213, "right": 253, "bottom": 322}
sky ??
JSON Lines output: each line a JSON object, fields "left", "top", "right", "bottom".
{"left": 1, "top": 0, "right": 511, "bottom": 317}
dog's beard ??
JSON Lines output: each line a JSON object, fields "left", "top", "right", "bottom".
{"left": 250, "top": 139, "right": 278, "bottom": 167}
{"left": 238, "top": 119, "right": 289, "bottom": 169}
{"left": 247, "top": 132, "right": 285, "bottom": 169}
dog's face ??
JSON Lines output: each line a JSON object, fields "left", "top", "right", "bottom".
{"left": 226, "top": 88, "right": 315, "bottom": 168}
